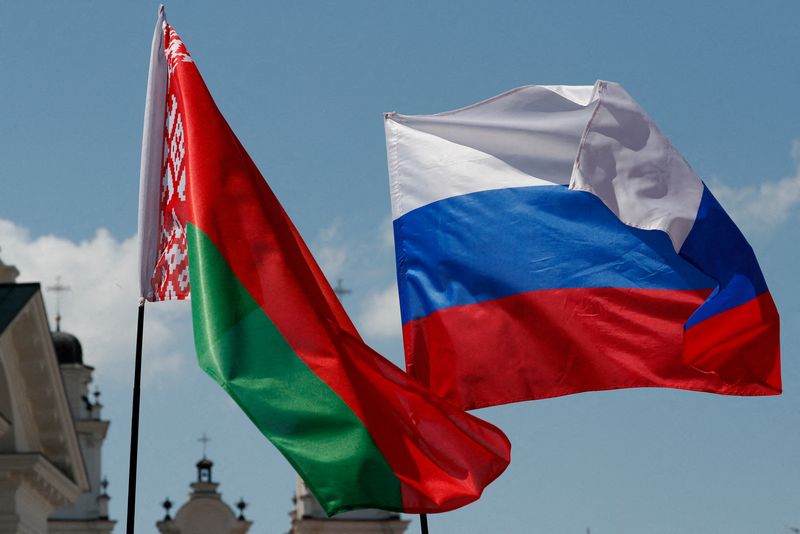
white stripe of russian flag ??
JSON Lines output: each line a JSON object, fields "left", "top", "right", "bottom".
{"left": 384, "top": 81, "right": 704, "bottom": 252}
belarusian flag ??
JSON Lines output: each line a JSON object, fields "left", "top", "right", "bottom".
{"left": 137, "top": 7, "right": 510, "bottom": 515}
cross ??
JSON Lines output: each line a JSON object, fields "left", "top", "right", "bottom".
{"left": 198, "top": 433, "right": 211, "bottom": 458}
{"left": 333, "top": 278, "right": 351, "bottom": 298}
{"left": 46, "top": 276, "right": 71, "bottom": 332}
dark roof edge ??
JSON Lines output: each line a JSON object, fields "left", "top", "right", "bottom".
{"left": 0, "top": 283, "right": 41, "bottom": 335}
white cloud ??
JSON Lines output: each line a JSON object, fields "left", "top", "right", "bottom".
{"left": 357, "top": 283, "right": 402, "bottom": 340}
{"left": 0, "top": 220, "right": 191, "bottom": 385}
{"left": 708, "top": 140, "right": 800, "bottom": 231}
{"left": 143, "top": 349, "right": 188, "bottom": 387}
{"left": 309, "top": 219, "right": 348, "bottom": 282}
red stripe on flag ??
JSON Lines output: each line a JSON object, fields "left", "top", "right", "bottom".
{"left": 403, "top": 287, "right": 778, "bottom": 410}
{"left": 684, "top": 291, "right": 781, "bottom": 393}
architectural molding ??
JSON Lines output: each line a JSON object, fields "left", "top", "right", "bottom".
{"left": 47, "top": 518, "right": 116, "bottom": 534}
{"left": 290, "top": 518, "right": 411, "bottom": 534}
{"left": 0, "top": 453, "right": 83, "bottom": 508}
{"left": 74, "top": 420, "right": 110, "bottom": 442}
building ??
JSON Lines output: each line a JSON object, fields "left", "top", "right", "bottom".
{"left": 289, "top": 477, "right": 409, "bottom": 534}
{"left": 47, "top": 326, "right": 113, "bottom": 534}
{"left": 0, "top": 256, "right": 114, "bottom": 533}
{"left": 156, "top": 455, "right": 252, "bottom": 534}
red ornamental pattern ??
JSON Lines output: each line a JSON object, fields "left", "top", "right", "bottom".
{"left": 152, "top": 25, "right": 192, "bottom": 301}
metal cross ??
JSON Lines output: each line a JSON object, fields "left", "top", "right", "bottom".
{"left": 333, "top": 278, "right": 351, "bottom": 298}
{"left": 46, "top": 276, "right": 71, "bottom": 332}
{"left": 198, "top": 433, "right": 211, "bottom": 458}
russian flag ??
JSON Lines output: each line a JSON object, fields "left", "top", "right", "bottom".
{"left": 385, "top": 81, "right": 780, "bottom": 411}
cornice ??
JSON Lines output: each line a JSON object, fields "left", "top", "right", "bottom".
{"left": 291, "top": 518, "right": 410, "bottom": 534}
{"left": 48, "top": 517, "right": 117, "bottom": 534}
{"left": 0, "top": 453, "right": 83, "bottom": 507}
{"left": 74, "top": 419, "right": 110, "bottom": 440}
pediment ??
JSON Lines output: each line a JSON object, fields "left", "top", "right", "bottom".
{"left": 0, "top": 284, "right": 89, "bottom": 492}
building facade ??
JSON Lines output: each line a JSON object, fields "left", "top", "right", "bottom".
{"left": 48, "top": 328, "right": 113, "bottom": 534}
{"left": 156, "top": 456, "right": 252, "bottom": 534}
{"left": 289, "top": 477, "right": 409, "bottom": 534}
{"left": 0, "top": 257, "right": 114, "bottom": 534}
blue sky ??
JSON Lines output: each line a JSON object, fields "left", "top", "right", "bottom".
{"left": 1, "top": 2, "right": 798, "bottom": 533}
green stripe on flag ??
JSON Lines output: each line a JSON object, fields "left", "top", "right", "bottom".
{"left": 186, "top": 223, "right": 403, "bottom": 514}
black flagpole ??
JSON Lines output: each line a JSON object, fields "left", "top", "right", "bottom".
{"left": 420, "top": 513, "right": 429, "bottom": 534}
{"left": 126, "top": 300, "right": 146, "bottom": 534}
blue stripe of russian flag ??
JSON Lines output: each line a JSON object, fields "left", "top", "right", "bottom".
{"left": 394, "top": 184, "right": 715, "bottom": 325}
{"left": 394, "top": 183, "right": 770, "bottom": 330}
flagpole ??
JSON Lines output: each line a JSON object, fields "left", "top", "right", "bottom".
{"left": 125, "top": 300, "right": 146, "bottom": 534}
{"left": 420, "top": 513, "right": 429, "bottom": 534}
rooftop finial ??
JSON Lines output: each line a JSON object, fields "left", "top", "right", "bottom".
{"left": 198, "top": 432, "right": 211, "bottom": 459}
{"left": 162, "top": 497, "right": 173, "bottom": 520}
{"left": 236, "top": 498, "right": 248, "bottom": 520}
{"left": 46, "top": 276, "right": 71, "bottom": 332}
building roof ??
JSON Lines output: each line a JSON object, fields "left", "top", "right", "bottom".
{"left": 52, "top": 330, "right": 83, "bottom": 364}
{"left": 0, "top": 283, "right": 39, "bottom": 335}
